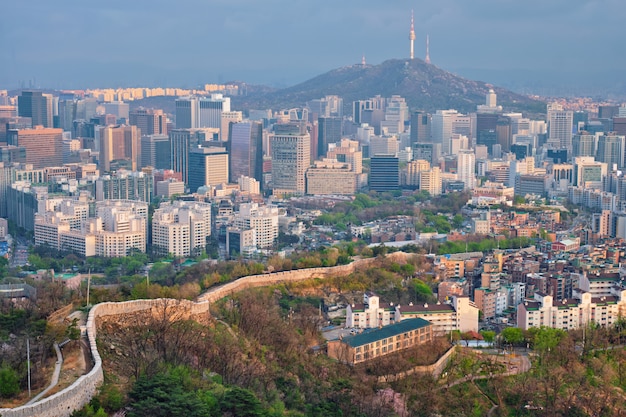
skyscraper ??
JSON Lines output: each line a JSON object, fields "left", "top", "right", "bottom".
{"left": 271, "top": 123, "right": 311, "bottom": 196}
{"left": 7, "top": 126, "right": 63, "bottom": 169}
{"left": 229, "top": 121, "right": 263, "bottom": 184}
{"left": 431, "top": 109, "right": 458, "bottom": 155}
{"left": 130, "top": 108, "right": 167, "bottom": 135}
{"left": 369, "top": 155, "right": 399, "bottom": 192}
{"left": 410, "top": 111, "right": 431, "bottom": 145}
{"left": 596, "top": 133, "right": 625, "bottom": 170}
{"left": 457, "top": 150, "right": 476, "bottom": 190}
{"left": 175, "top": 97, "right": 198, "bottom": 129}
{"left": 98, "top": 125, "right": 140, "bottom": 172}
{"left": 572, "top": 133, "right": 596, "bottom": 158}
{"left": 198, "top": 94, "right": 230, "bottom": 130}
{"left": 140, "top": 134, "right": 171, "bottom": 170}
{"left": 188, "top": 146, "right": 229, "bottom": 192}
{"left": 18, "top": 90, "right": 53, "bottom": 128}
{"left": 317, "top": 117, "right": 342, "bottom": 157}
{"left": 547, "top": 103, "right": 574, "bottom": 152}
{"left": 170, "top": 128, "right": 217, "bottom": 184}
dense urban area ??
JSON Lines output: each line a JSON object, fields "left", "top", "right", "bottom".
{"left": 4, "top": 12, "right": 626, "bottom": 417}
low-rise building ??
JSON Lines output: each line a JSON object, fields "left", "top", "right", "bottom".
{"left": 327, "top": 318, "right": 433, "bottom": 365}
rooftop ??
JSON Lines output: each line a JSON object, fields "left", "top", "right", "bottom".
{"left": 340, "top": 318, "right": 431, "bottom": 348}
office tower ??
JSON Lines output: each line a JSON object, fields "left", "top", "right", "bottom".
{"left": 152, "top": 201, "right": 212, "bottom": 257}
{"left": 547, "top": 103, "right": 574, "bottom": 151}
{"left": 18, "top": 91, "right": 53, "bottom": 128}
{"left": 0, "top": 145, "right": 26, "bottom": 164}
{"left": 573, "top": 157, "right": 607, "bottom": 188}
{"left": 0, "top": 162, "right": 13, "bottom": 217}
{"left": 572, "top": 133, "right": 596, "bottom": 158}
{"left": 370, "top": 136, "right": 399, "bottom": 156}
{"left": 188, "top": 146, "right": 229, "bottom": 192}
{"left": 175, "top": 96, "right": 198, "bottom": 129}
{"left": 221, "top": 111, "right": 243, "bottom": 142}
{"left": 327, "top": 138, "right": 363, "bottom": 174}
{"left": 596, "top": 133, "right": 625, "bottom": 169}
{"left": 370, "top": 154, "right": 399, "bottom": 192}
{"left": 317, "top": 117, "right": 342, "bottom": 157}
{"left": 103, "top": 102, "right": 130, "bottom": 123}
{"left": 496, "top": 116, "right": 512, "bottom": 153}
{"left": 306, "top": 159, "right": 357, "bottom": 195}
{"left": 229, "top": 121, "right": 263, "bottom": 184}
{"left": 270, "top": 124, "right": 310, "bottom": 196}
{"left": 612, "top": 117, "right": 626, "bottom": 136}
{"left": 98, "top": 125, "right": 140, "bottom": 171}
{"left": 58, "top": 99, "right": 77, "bottom": 133}
{"left": 353, "top": 99, "right": 374, "bottom": 125}
{"left": 129, "top": 108, "right": 167, "bottom": 135}
{"left": 457, "top": 150, "right": 476, "bottom": 190}
{"left": 198, "top": 94, "right": 230, "bottom": 130}
{"left": 410, "top": 111, "right": 431, "bottom": 145}
{"left": 307, "top": 95, "right": 343, "bottom": 119}
{"left": 7, "top": 126, "right": 63, "bottom": 169}
{"left": 431, "top": 109, "right": 459, "bottom": 155}
{"left": 170, "top": 128, "right": 216, "bottom": 184}
{"left": 405, "top": 159, "right": 430, "bottom": 187}
{"left": 140, "top": 134, "right": 170, "bottom": 169}
{"left": 598, "top": 105, "right": 619, "bottom": 119}
{"left": 382, "top": 95, "right": 409, "bottom": 135}
{"left": 510, "top": 143, "right": 532, "bottom": 160}
{"left": 413, "top": 142, "right": 440, "bottom": 165}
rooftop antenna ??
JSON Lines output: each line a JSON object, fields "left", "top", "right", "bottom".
{"left": 425, "top": 35, "right": 431, "bottom": 64}
{"left": 409, "top": 10, "right": 416, "bottom": 60}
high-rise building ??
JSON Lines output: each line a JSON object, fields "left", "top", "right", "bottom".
{"left": 431, "top": 109, "right": 459, "bottom": 155}
{"left": 572, "top": 133, "right": 596, "bottom": 158}
{"left": 188, "top": 146, "right": 229, "bottom": 192}
{"left": 198, "top": 94, "right": 231, "bottom": 130}
{"left": 229, "top": 121, "right": 263, "bottom": 184}
{"left": 419, "top": 166, "right": 442, "bottom": 196}
{"left": 547, "top": 103, "right": 574, "bottom": 151}
{"left": 18, "top": 91, "right": 53, "bottom": 128}
{"left": 270, "top": 124, "right": 311, "bottom": 196}
{"left": 7, "top": 126, "right": 63, "bottom": 169}
{"left": 175, "top": 97, "right": 198, "bottom": 129}
{"left": 326, "top": 139, "right": 363, "bottom": 174}
{"left": 140, "top": 134, "right": 170, "bottom": 169}
{"left": 98, "top": 125, "right": 140, "bottom": 171}
{"left": 103, "top": 102, "right": 130, "bottom": 122}
{"left": 370, "top": 135, "right": 398, "bottom": 157}
{"left": 596, "top": 133, "right": 625, "bottom": 170}
{"left": 152, "top": 201, "right": 212, "bottom": 257}
{"left": 410, "top": 111, "right": 431, "bottom": 145}
{"left": 169, "top": 128, "right": 218, "bottom": 184}
{"left": 317, "top": 117, "right": 342, "bottom": 157}
{"left": 221, "top": 111, "right": 243, "bottom": 142}
{"left": 95, "top": 170, "right": 153, "bottom": 203}
{"left": 129, "top": 108, "right": 167, "bottom": 135}
{"left": 233, "top": 203, "right": 279, "bottom": 249}
{"left": 457, "top": 150, "right": 476, "bottom": 190}
{"left": 369, "top": 154, "right": 399, "bottom": 192}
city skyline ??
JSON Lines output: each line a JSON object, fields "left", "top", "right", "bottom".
{"left": 2, "top": 1, "right": 626, "bottom": 94}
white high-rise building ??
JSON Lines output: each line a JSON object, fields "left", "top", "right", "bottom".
{"left": 431, "top": 109, "right": 459, "bottom": 155}
{"left": 152, "top": 201, "right": 212, "bottom": 257}
{"left": 457, "top": 150, "right": 476, "bottom": 190}
{"left": 270, "top": 124, "right": 311, "bottom": 197}
{"left": 198, "top": 94, "right": 231, "bottom": 130}
{"left": 234, "top": 203, "right": 279, "bottom": 249}
{"left": 547, "top": 103, "right": 574, "bottom": 151}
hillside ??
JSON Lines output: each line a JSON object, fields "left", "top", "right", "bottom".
{"left": 231, "top": 58, "right": 545, "bottom": 115}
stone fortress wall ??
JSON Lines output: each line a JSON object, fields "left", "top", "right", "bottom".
{"left": 0, "top": 252, "right": 413, "bottom": 417}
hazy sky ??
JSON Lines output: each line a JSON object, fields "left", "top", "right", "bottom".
{"left": 1, "top": 0, "right": 625, "bottom": 90}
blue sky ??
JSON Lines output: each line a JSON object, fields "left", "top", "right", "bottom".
{"left": 1, "top": 0, "right": 624, "bottom": 91}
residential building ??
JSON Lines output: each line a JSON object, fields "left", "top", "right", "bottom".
{"left": 152, "top": 201, "right": 212, "bottom": 257}
{"left": 233, "top": 203, "right": 279, "bottom": 249}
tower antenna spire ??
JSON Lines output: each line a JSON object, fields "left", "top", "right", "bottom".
{"left": 425, "top": 34, "right": 431, "bottom": 64}
{"left": 409, "top": 10, "right": 416, "bottom": 60}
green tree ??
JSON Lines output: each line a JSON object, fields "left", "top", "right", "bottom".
{"left": 480, "top": 330, "right": 496, "bottom": 345}
{"left": 127, "top": 371, "right": 210, "bottom": 417}
{"left": 0, "top": 365, "right": 20, "bottom": 398}
{"left": 220, "top": 387, "right": 265, "bottom": 417}
{"left": 500, "top": 327, "right": 524, "bottom": 350}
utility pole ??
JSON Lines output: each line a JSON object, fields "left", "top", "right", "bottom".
{"left": 27, "top": 337, "right": 31, "bottom": 397}
{"left": 86, "top": 268, "right": 91, "bottom": 307}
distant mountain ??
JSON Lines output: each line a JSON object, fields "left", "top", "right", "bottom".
{"left": 231, "top": 58, "right": 546, "bottom": 116}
